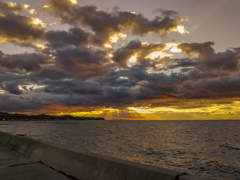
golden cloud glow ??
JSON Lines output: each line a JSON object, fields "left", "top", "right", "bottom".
{"left": 108, "top": 53, "right": 113, "bottom": 58}
{"left": 33, "top": 18, "right": 40, "bottom": 24}
{"left": 127, "top": 106, "right": 177, "bottom": 113}
{"left": 104, "top": 44, "right": 112, "bottom": 48}
{"left": 36, "top": 44, "right": 47, "bottom": 50}
{"left": 56, "top": 107, "right": 120, "bottom": 118}
{"left": 170, "top": 46, "right": 182, "bottom": 53}
{"left": 166, "top": 43, "right": 182, "bottom": 53}
{"left": 110, "top": 33, "right": 127, "bottom": 43}
{"left": 24, "top": 4, "right": 30, "bottom": 9}
{"left": 125, "top": 42, "right": 183, "bottom": 63}
{"left": 127, "top": 56, "right": 137, "bottom": 67}
{"left": 129, "top": 56, "right": 137, "bottom": 63}
{"left": 7, "top": 2, "right": 17, "bottom": 7}
{"left": 146, "top": 51, "right": 172, "bottom": 59}
{"left": 33, "top": 18, "right": 46, "bottom": 28}
{"left": 29, "top": 9, "right": 36, "bottom": 14}
{"left": 119, "top": 76, "right": 129, "bottom": 79}
{"left": 69, "top": 0, "right": 78, "bottom": 4}
{"left": 0, "top": 89, "right": 6, "bottom": 94}
{"left": 174, "top": 25, "right": 189, "bottom": 34}
{"left": 3, "top": 2, "right": 31, "bottom": 15}
{"left": 18, "top": 84, "right": 46, "bottom": 91}
{"left": 0, "top": 12, "right": 5, "bottom": 17}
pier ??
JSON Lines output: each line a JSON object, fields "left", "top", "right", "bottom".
{"left": 0, "top": 131, "right": 211, "bottom": 180}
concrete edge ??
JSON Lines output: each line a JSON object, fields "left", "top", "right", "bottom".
{"left": 0, "top": 131, "right": 212, "bottom": 180}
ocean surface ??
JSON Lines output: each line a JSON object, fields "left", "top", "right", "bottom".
{"left": 0, "top": 120, "right": 239, "bottom": 179}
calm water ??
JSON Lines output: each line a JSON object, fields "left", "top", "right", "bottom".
{"left": 0, "top": 120, "right": 239, "bottom": 179}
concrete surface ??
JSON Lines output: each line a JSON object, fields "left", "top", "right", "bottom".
{"left": 0, "top": 145, "right": 71, "bottom": 180}
{"left": 0, "top": 131, "right": 213, "bottom": 180}
{"left": 179, "top": 175, "right": 213, "bottom": 180}
{"left": 0, "top": 146, "right": 36, "bottom": 168}
{"left": 0, "top": 163, "right": 71, "bottom": 180}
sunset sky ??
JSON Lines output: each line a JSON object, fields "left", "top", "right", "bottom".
{"left": 0, "top": 0, "right": 240, "bottom": 120}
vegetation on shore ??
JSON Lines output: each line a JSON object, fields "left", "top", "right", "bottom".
{"left": 0, "top": 112, "right": 105, "bottom": 121}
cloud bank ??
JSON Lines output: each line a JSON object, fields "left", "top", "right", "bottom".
{"left": 0, "top": 0, "right": 240, "bottom": 119}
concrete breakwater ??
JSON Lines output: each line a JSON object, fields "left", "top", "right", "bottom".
{"left": 0, "top": 131, "right": 212, "bottom": 180}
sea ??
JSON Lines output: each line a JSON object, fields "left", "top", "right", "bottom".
{"left": 0, "top": 120, "right": 239, "bottom": 180}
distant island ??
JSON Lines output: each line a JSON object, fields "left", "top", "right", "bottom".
{"left": 0, "top": 112, "right": 105, "bottom": 121}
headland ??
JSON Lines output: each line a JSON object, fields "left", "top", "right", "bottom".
{"left": 0, "top": 112, "right": 104, "bottom": 121}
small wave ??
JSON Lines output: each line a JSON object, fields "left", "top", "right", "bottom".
{"left": 16, "top": 134, "right": 27, "bottom": 137}
{"left": 138, "top": 148, "right": 165, "bottom": 156}
{"left": 219, "top": 143, "right": 240, "bottom": 150}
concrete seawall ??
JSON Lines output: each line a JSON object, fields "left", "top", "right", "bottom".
{"left": 0, "top": 131, "right": 212, "bottom": 180}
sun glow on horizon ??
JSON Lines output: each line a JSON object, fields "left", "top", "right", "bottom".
{"left": 33, "top": 99, "right": 240, "bottom": 120}
{"left": 54, "top": 107, "right": 121, "bottom": 120}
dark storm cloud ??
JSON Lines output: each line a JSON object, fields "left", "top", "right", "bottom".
{"left": 0, "top": 82, "right": 23, "bottom": 95}
{"left": 154, "top": 8, "right": 179, "bottom": 16}
{"left": 2, "top": 0, "right": 240, "bottom": 113}
{"left": 31, "top": 69, "right": 67, "bottom": 81}
{"left": 0, "top": 2, "right": 44, "bottom": 43}
{"left": 0, "top": 15, "right": 44, "bottom": 43}
{"left": 114, "top": 77, "right": 137, "bottom": 87}
{"left": 168, "top": 58, "right": 198, "bottom": 69}
{"left": 0, "top": 95, "right": 46, "bottom": 112}
{"left": 113, "top": 39, "right": 166, "bottom": 66}
{"left": 105, "top": 66, "right": 233, "bottom": 101}
{"left": 0, "top": 68, "right": 30, "bottom": 85}
{"left": 45, "top": 0, "right": 186, "bottom": 45}
{"left": 177, "top": 42, "right": 215, "bottom": 59}
{"left": 96, "top": 66, "right": 187, "bottom": 101}
{"left": 56, "top": 47, "right": 108, "bottom": 66}
{"left": 176, "top": 42, "right": 240, "bottom": 71}
{"left": 0, "top": 51, "right": 50, "bottom": 72}
{"left": 176, "top": 73, "right": 240, "bottom": 99}
{"left": 37, "top": 65, "right": 188, "bottom": 104}
{"left": 44, "top": 0, "right": 77, "bottom": 13}
{"left": 187, "top": 69, "right": 229, "bottom": 80}
{"left": 52, "top": 94, "right": 101, "bottom": 106}
{"left": 198, "top": 50, "right": 239, "bottom": 71}
{"left": 45, "top": 27, "right": 90, "bottom": 49}
{"left": 104, "top": 86, "right": 132, "bottom": 99}
{"left": 51, "top": 47, "right": 115, "bottom": 80}
{"left": 43, "top": 79, "right": 103, "bottom": 95}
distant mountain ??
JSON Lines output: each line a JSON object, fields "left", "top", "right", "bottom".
{"left": 0, "top": 112, "right": 104, "bottom": 121}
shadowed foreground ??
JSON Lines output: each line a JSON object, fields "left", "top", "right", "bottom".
{"left": 0, "top": 144, "right": 71, "bottom": 180}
